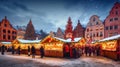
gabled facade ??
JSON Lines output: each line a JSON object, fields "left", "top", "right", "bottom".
{"left": 0, "top": 16, "right": 17, "bottom": 42}
{"left": 55, "top": 27, "right": 64, "bottom": 39}
{"left": 85, "top": 15, "right": 104, "bottom": 42}
{"left": 104, "top": 2, "right": 120, "bottom": 38}
{"left": 73, "top": 20, "right": 84, "bottom": 38}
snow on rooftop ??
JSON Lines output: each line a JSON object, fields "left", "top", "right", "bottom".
{"left": 18, "top": 39, "right": 41, "bottom": 44}
{"left": 99, "top": 34, "right": 120, "bottom": 42}
{"left": 54, "top": 37, "right": 82, "bottom": 42}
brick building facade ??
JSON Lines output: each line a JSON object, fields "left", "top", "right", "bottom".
{"left": 0, "top": 16, "right": 17, "bottom": 42}
{"left": 85, "top": 15, "right": 104, "bottom": 42}
{"left": 104, "top": 2, "right": 120, "bottom": 38}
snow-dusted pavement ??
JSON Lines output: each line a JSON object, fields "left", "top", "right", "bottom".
{"left": 0, "top": 53, "right": 120, "bottom": 67}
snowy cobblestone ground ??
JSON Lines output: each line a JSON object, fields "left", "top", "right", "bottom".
{"left": 0, "top": 53, "right": 120, "bottom": 67}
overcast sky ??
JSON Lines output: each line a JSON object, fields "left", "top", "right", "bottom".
{"left": 0, "top": 0, "right": 119, "bottom": 33}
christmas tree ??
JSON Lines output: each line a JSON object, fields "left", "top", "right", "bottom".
{"left": 24, "top": 19, "right": 36, "bottom": 40}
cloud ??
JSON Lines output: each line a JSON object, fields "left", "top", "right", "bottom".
{"left": 13, "top": 2, "right": 30, "bottom": 11}
{"left": 0, "top": 0, "right": 118, "bottom": 33}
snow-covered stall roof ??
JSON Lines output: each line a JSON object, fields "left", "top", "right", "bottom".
{"left": 17, "top": 39, "right": 41, "bottom": 44}
{"left": 99, "top": 34, "right": 120, "bottom": 42}
{"left": 1, "top": 42, "right": 11, "bottom": 44}
{"left": 54, "top": 37, "right": 82, "bottom": 43}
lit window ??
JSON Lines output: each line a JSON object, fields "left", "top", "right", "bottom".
{"left": 90, "top": 29, "right": 92, "bottom": 31}
{"left": 96, "top": 28, "right": 98, "bottom": 31}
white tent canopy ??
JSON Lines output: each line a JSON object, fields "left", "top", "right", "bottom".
{"left": 54, "top": 37, "right": 82, "bottom": 43}
{"left": 1, "top": 42, "right": 11, "bottom": 44}
{"left": 99, "top": 34, "right": 120, "bottom": 42}
{"left": 17, "top": 39, "right": 41, "bottom": 44}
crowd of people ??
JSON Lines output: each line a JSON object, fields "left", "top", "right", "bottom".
{"left": 0, "top": 45, "right": 45, "bottom": 58}
{"left": 64, "top": 44, "right": 101, "bottom": 58}
{"left": 0, "top": 44, "right": 101, "bottom": 59}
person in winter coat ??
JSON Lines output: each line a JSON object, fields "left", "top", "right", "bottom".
{"left": 17, "top": 46, "right": 21, "bottom": 55}
{"left": 117, "top": 45, "right": 120, "bottom": 60}
{"left": 92, "top": 46, "right": 96, "bottom": 56}
{"left": 85, "top": 46, "right": 89, "bottom": 56}
{"left": 28, "top": 46, "right": 30, "bottom": 56}
{"left": 70, "top": 45, "right": 73, "bottom": 58}
{"left": 31, "top": 46, "right": 36, "bottom": 58}
{"left": 0, "top": 46, "right": 1, "bottom": 52}
{"left": 78, "top": 46, "right": 82, "bottom": 57}
{"left": 96, "top": 45, "right": 100, "bottom": 56}
{"left": 1, "top": 45, "right": 5, "bottom": 55}
{"left": 65, "top": 45, "right": 70, "bottom": 58}
{"left": 40, "top": 46, "right": 44, "bottom": 58}
{"left": 12, "top": 46, "right": 15, "bottom": 55}
{"left": 72, "top": 45, "right": 77, "bottom": 58}
{"left": 88, "top": 46, "right": 92, "bottom": 56}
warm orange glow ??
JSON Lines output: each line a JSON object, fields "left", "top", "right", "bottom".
{"left": 101, "top": 40, "right": 117, "bottom": 51}
{"left": 45, "top": 43, "right": 63, "bottom": 51}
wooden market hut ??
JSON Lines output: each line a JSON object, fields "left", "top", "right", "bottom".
{"left": 40, "top": 35, "right": 64, "bottom": 57}
{"left": 40, "top": 35, "right": 86, "bottom": 57}
{"left": 98, "top": 34, "right": 120, "bottom": 60}
{"left": 12, "top": 39, "right": 41, "bottom": 54}
{"left": 0, "top": 42, "right": 12, "bottom": 51}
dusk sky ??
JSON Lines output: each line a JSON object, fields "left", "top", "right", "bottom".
{"left": 0, "top": 0, "right": 120, "bottom": 33}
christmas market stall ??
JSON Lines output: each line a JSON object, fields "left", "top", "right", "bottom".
{"left": 98, "top": 34, "right": 120, "bottom": 60}
{"left": 40, "top": 35, "right": 65, "bottom": 57}
{"left": 40, "top": 35, "right": 86, "bottom": 58}
{"left": 0, "top": 42, "right": 12, "bottom": 51}
{"left": 12, "top": 39, "right": 41, "bottom": 54}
